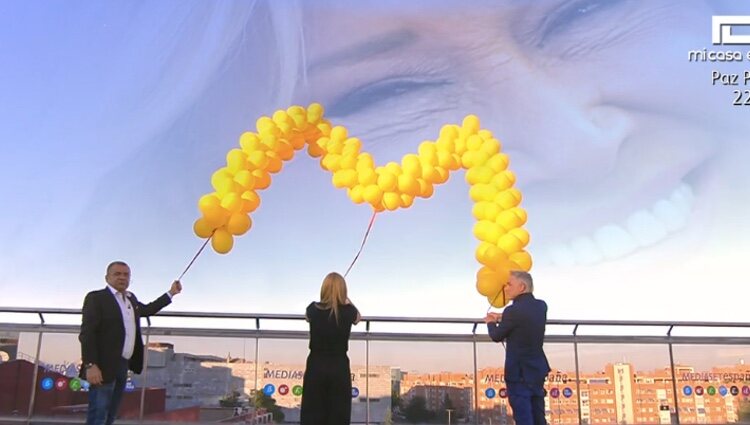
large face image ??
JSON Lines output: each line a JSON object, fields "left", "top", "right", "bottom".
{"left": 2, "top": 1, "right": 748, "bottom": 320}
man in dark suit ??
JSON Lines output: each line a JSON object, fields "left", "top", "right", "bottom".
{"left": 485, "top": 271, "right": 550, "bottom": 425}
{"left": 79, "top": 261, "right": 181, "bottom": 425}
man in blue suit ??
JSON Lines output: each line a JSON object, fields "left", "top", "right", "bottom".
{"left": 485, "top": 271, "right": 550, "bottom": 425}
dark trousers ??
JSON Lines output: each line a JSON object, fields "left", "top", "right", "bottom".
{"left": 507, "top": 381, "right": 547, "bottom": 425}
{"left": 300, "top": 353, "right": 352, "bottom": 425}
{"left": 86, "top": 358, "right": 129, "bottom": 425}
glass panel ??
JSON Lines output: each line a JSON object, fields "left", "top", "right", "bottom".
{"left": 30, "top": 332, "right": 88, "bottom": 421}
{"left": 133, "top": 335, "right": 259, "bottom": 423}
{"left": 0, "top": 330, "right": 39, "bottom": 421}
{"left": 673, "top": 344, "right": 750, "bottom": 425}
{"left": 576, "top": 344, "right": 673, "bottom": 425}
{"left": 370, "top": 340, "right": 474, "bottom": 424}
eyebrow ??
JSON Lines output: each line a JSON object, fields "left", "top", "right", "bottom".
{"left": 307, "top": 29, "right": 418, "bottom": 74}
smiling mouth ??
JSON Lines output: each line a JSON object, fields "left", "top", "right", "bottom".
{"left": 535, "top": 181, "right": 694, "bottom": 267}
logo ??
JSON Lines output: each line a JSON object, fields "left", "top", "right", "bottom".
{"left": 563, "top": 387, "right": 573, "bottom": 398}
{"left": 550, "top": 388, "right": 560, "bottom": 398}
{"left": 713, "top": 16, "right": 750, "bottom": 45}
{"left": 498, "top": 388, "right": 508, "bottom": 399}
{"left": 125, "top": 380, "right": 135, "bottom": 392}
{"left": 683, "top": 386, "right": 693, "bottom": 396}
{"left": 40, "top": 377, "right": 54, "bottom": 391}
{"left": 263, "top": 384, "right": 275, "bottom": 396}
{"left": 707, "top": 386, "right": 716, "bottom": 396}
{"left": 742, "top": 385, "right": 750, "bottom": 396}
{"left": 69, "top": 378, "right": 82, "bottom": 392}
{"left": 351, "top": 387, "right": 360, "bottom": 398}
{"left": 719, "top": 386, "right": 728, "bottom": 397}
{"left": 695, "top": 386, "right": 705, "bottom": 396}
{"left": 730, "top": 386, "right": 740, "bottom": 396}
{"left": 292, "top": 385, "right": 303, "bottom": 396}
{"left": 278, "top": 385, "right": 289, "bottom": 396}
{"left": 485, "top": 388, "right": 496, "bottom": 399}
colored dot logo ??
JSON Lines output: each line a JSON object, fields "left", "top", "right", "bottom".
{"left": 550, "top": 388, "right": 561, "bottom": 398}
{"left": 683, "top": 386, "right": 693, "bottom": 396}
{"left": 69, "top": 378, "right": 82, "bottom": 392}
{"left": 351, "top": 387, "right": 360, "bottom": 398}
{"left": 81, "top": 380, "right": 91, "bottom": 392}
{"left": 55, "top": 378, "right": 67, "bottom": 391}
{"left": 563, "top": 388, "right": 573, "bottom": 398}
{"left": 742, "top": 386, "right": 750, "bottom": 396}
{"left": 125, "top": 380, "right": 136, "bottom": 392}
{"left": 730, "top": 386, "right": 739, "bottom": 396}
{"left": 485, "top": 388, "right": 496, "bottom": 399}
{"left": 40, "top": 377, "right": 54, "bottom": 391}
{"left": 292, "top": 385, "right": 303, "bottom": 396}
{"left": 719, "top": 386, "right": 728, "bottom": 397}
{"left": 498, "top": 388, "right": 508, "bottom": 399}
{"left": 278, "top": 385, "right": 289, "bottom": 396}
{"left": 707, "top": 386, "right": 716, "bottom": 396}
{"left": 695, "top": 386, "right": 704, "bottom": 396}
{"left": 263, "top": 384, "right": 275, "bottom": 396}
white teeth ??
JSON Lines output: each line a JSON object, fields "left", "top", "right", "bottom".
{"left": 542, "top": 182, "right": 694, "bottom": 266}
{"left": 569, "top": 236, "right": 603, "bottom": 265}
{"left": 593, "top": 224, "right": 639, "bottom": 259}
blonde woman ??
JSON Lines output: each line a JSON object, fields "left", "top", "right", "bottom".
{"left": 301, "top": 272, "right": 361, "bottom": 425}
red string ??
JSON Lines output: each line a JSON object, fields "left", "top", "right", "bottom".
{"left": 343, "top": 211, "right": 378, "bottom": 277}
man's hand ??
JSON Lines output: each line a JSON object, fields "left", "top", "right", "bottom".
{"left": 169, "top": 280, "right": 182, "bottom": 296}
{"left": 484, "top": 312, "right": 502, "bottom": 323}
{"left": 85, "top": 364, "right": 103, "bottom": 385}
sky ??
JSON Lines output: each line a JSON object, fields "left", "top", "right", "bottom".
{"left": 1, "top": 0, "right": 750, "bottom": 333}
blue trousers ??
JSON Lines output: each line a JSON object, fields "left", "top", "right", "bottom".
{"left": 86, "top": 358, "right": 129, "bottom": 425}
{"left": 507, "top": 381, "right": 547, "bottom": 425}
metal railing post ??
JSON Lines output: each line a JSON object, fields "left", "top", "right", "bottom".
{"left": 667, "top": 325, "right": 681, "bottom": 425}
{"left": 573, "top": 324, "right": 583, "bottom": 425}
{"left": 26, "top": 313, "right": 45, "bottom": 421}
{"left": 139, "top": 317, "right": 152, "bottom": 422}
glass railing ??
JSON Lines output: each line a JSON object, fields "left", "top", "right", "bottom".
{"left": 1, "top": 307, "right": 749, "bottom": 424}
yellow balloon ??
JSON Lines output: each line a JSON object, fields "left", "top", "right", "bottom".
{"left": 265, "top": 153, "right": 283, "bottom": 174}
{"left": 511, "top": 207, "right": 528, "bottom": 224}
{"left": 358, "top": 168, "right": 378, "bottom": 186}
{"left": 330, "top": 125, "right": 348, "bottom": 142}
{"left": 462, "top": 115, "right": 480, "bottom": 135}
{"left": 332, "top": 169, "right": 358, "bottom": 189}
{"left": 233, "top": 170, "right": 255, "bottom": 190}
{"left": 240, "top": 190, "right": 260, "bottom": 213}
{"left": 491, "top": 170, "right": 516, "bottom": 190}
{"left": 377, "top": 171, "right": 398, "bottom": 192}
{"left": 495, "top": 210, "right": 522, "bottom": 230}
{"left": 357, "top": 152, "right": 375, "bottom": 170}
{"left": 326, "top": 138, "right": 344, "bottom": 154}
{"left": 509, "top": 228, "right": 530, "bottom": 247}
{"left": 439, "top": 124, "right": 460, "bottom": 140}
{"left": 307, "top": 103, "right": 324, "bottom": 123}
{"left": 256, "top": 116, "right": 279, "bottom": 136}
{"left": 473, "top": 220, "right": 494, "bottom": 241}
{"left": 509, "top": 251, "right": 532, "bottom": 271}
{"left": 343, "top": 137, "right": 362, "bottom": 156}
{"left": 476, "top": 274, "right": 502, "bottom": 297}
{"left": 307, "top": 142, "right": 324, "bottom": 158}
{"left": 198, "top": 194, "right": 221, "bottom": 214}
{"left": 203, "top": 205, "right": 230, "bottom": 228}
{"left": 465, "top": 166, "right": 494, "bottom": 185}
{"left": 418, "top": 179, "right": 434, "bottom": 198}
{"left": 397, "top": 174, "right": 420, "bottom": 196}
{"left": 227, "top": 213, "right": 252, "bottom": 236}
{"left": 220, "top": 192, "right": 243, "bottom": 213}
{"left": 497, "top": 233, "right": 523, "bottom": 255}
{"left": 211, "top": 169, "right": 234, "bottom": 194}
{"left": 488, "top": 153, "right": 510, "bottom": 172}
{"left": 383, "top": 192, "right": 401, "bottom": 211}
{"left": 467, "top": 134, "right": 483, "bottom": 151}
{"left": 247, "top": 150, "right": 269, "bottom": 170}
{"left": 486, "top": 292, "right": 508, "bottom": 308}
{"left": 495, "top": 188, "right": 522, "bottom": 209}
{"left": 363, "top": 184, "right": 384, "bottom": 205}
{"left": 402, "top": 154, "right": 422, "bottom": 177}
{"left": 226, "top": 149, "right": 247, "bottom": 173}
{"left": 480, "top": 138, "right": 501, "bottom": 156}
{"left": 339, "top": 154, "right": 357, "bottom": 170}
{"left": 239, "top": 132, "right": 261, "bottom": 153}
{"left": 321, "top": 153, "right": 342, "bottom": 172}
{"left": 276, "top": 140, "right": 295, "bottom": 161}
{"left": 251, "top": 169, "right": 271, "bottom": 190}
{"left": 400, "top": 193, "right": 415, "bottom": 208}
{"left": 211, "top": 228, "right": 234, "bottom": 254}
{"left": 348, "top": 185, "right": 366, "bottom": 204}
{"left": 193, "top": 218, "right": 214, "bottom": 238}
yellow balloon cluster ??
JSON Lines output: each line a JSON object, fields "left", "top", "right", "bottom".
{"left": 194, "top": 104, "right": 531, "bottom": 307}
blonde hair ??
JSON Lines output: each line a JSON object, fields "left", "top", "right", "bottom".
{"left": 320, "top": 272, "right": 348, "bottom": 323}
